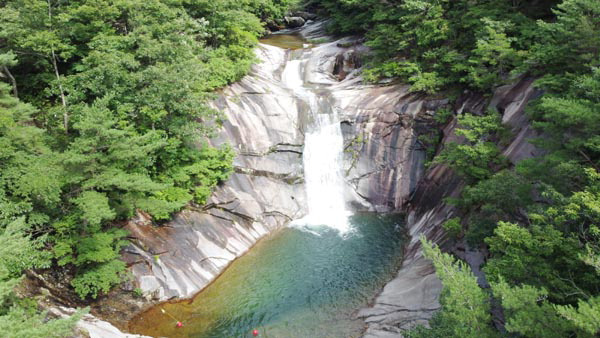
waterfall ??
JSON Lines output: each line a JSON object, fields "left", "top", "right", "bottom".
{"left": 282, "top": 50, "right": 351, "bottom": 233}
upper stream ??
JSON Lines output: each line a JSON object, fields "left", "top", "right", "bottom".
{"left": 128, "top": 33, "right": 406, "bottom": 338}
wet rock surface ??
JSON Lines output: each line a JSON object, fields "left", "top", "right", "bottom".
{"left": 122, "top": 24, "right": 443, "bottom": 305}
{"left": 123, "top": 43, "right": 308, "bottom": 302}
{"left": 360, "top": 77, "right": 543, "bottom": 337}
{"left": 81, "top": 21, "right": 543, "bottom": 337}
{"left": 284, "top": 16, "right": 306, "bottom": 28}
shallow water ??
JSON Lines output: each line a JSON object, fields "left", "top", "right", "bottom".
{"left": 260, "top": 33, "right": 308, "bottom": 50}
{"left": 129, "top": 213, "right": 405, "bottom": 338}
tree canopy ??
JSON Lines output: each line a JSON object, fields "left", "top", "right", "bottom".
{"left": 0, "top": 0, "right": 296, "bottom": 334}
{"left": 311, "top": 0, "right": 600, "bottom": 335}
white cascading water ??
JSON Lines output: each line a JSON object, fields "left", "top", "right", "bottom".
{"left": 282, "top": 51, "right": 351, "bottom": 233}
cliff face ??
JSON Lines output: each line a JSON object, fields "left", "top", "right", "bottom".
{"left": 96, "top": 22, "right": 543, "bottom": 337}
{"left": 122, "top": 44, "right": 308, "bottom": 301}
{"left": 360, "top": 77, "right": 544, "bottom": 337}
{"left": 339, "top": 85, "right": 442, "bottom": 211}
{"left": 121, "top": 26, "right": 441, "bottom": 303}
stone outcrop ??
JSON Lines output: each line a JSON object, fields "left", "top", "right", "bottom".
{"left": 360, "top": 77, "right": 544, "bottom": 337}
{"left": 85, "top": 20, "right": 544, "bottom": 337}
{"left": 50, "top": 307, "right": 150, "bottom": 338}
{"left": 285, "top": 16, "right": 306, "bottom": 28}
{"left": 338, "top": 85, "right": 436, "bottom": 212}
{"left": 120, "top": 21, "right": 440, "bottom": 308}
{"left": 123, "top": 43, "right": 308, "bottom": 301}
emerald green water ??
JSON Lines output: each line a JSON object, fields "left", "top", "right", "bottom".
{"left": 129, "top": 213, "right": 405, "bottom": 338}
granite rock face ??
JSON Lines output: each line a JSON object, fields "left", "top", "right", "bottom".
{"left": 337, "top": 84, "right": 433, "bottom": 212}
{"left": 105, "top": 20, "right": 543, "bottom": 337}
{"left": 360, "top": 77, "right": 543, "bottom": 337}
{"left": 294, "top": 35, "right": 436, "bottom": 212}
{"left": 122, "top": 25, "right": 439, "bottom": 303}
{"left": 123, "top": 43, "right": 308, "bottom": 301}
{"left": 50, "top": 307, "right": 150, "bottom": 338}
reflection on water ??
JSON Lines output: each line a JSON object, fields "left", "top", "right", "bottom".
{"left": 260, "top": 33, "right": 308, "bottom": 50}
{"left": 128, "top": 213, "right": 405, "bottom": 338}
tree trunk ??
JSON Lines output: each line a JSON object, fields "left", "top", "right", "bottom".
{"left": 47, "top": 0, "right": 68, "bottom": 133}
{"left": 1, "top": 65, "right": 18, "bottom": 98}
{"left": 50, "top": 50, "right": 68, "bottom": 133}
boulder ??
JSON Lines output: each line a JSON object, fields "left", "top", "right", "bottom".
{"left": 293, "top": 11, "right": 317, "bottom": 21}
{"left": 284, "top": 16, "right": 305, "bottom": 28}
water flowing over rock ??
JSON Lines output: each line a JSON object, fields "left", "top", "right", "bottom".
{"left": 103, "top": 21, "right": 544, "bottom": 338}
{"left": 282, "top": 50, "right": 351, "bottom": 233}
{"left": 122, "top": 24, "right": 436, "bottom": 303}
{"left": 123, "top": 43, "right": 308, "bottom": 301}
{"left": 287, "top": 34, "right": 436, "bottom": 213}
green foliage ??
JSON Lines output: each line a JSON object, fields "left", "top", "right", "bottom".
{"left": 526, "top": 0, "right": 600, "bottom": 91}
{"left": 433, "top": 112, "right": 507, "bottom": 181}
{"left": 0, "top": 305, "right": 82, "bottom": 338}
{"left": 492, "top": 280, "right": 573, "bottom": 337}
{"left": 467, "top": 18, "right": 523, "bottom": 89}
{"left": 0, "top": 218, "right": 80, "bottom": 336}
{"left": 73, "top": 191, "right": 115, "bottom": 228}
{"left": 133, "top": 287, "right": 143, "bottom": 298}
{"left": 407, "top": 238, "right": 496, "bottom": 337}
{"left": 555, "top": 296, "right": 600, "bottom": 335}
{"left": 485, "top": 222, "right": 597, "bottom": 304}
{"left": 432, "top": 108, "right": 454, "bottom": 125}
{"left": 71, "top": 260, "right": 127, "bottom": 300}
{"left": 315, "top": 0, "right": 562, "bottom": 92}
{"left": 460, "top": 170, "right": 532, "bottom": 244}
{"left": 529, "top": 67, "right": 600, "bottom": 169}
{"left": 0, "top": 0, "right": 289, "bottom": 300}
{"left": 442, "top": 217, "right": 461, "bottom": 239}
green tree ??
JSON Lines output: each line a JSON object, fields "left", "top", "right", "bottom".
{"left": 459, "top": 170, "right": 532, "bottom": 245}
{"left": 0, "top": 218, "right": 81, "bottom": 337}
{"left": 408, "top": 238, "right": 496, "bottom": 338}
{"left": 555, "top": 296, "right": 600, "bottom": 336}
{"left": 527, "top": 0, "right": 600, "bottom": 91}
{"left": 492, "top": 280, "right": 573, "bottom": 337}
{"left": 467, "top": 18, "right": 522, "bottom": 89}
{"left": 433, "top": 112, "right": 507, "bottom": 181}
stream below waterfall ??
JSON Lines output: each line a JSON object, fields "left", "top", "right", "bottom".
{"left": 128, "top": 32, "right": 407, "bottom": 338}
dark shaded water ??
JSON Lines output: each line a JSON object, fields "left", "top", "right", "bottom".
{"left": 129, "top": 213, "right": 405, "bottom": 338}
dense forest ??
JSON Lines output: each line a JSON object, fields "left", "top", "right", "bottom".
{"left": 312, "top": 0, "right": 600, "bottom": 336}
{"left": 1, "top": 0, "right": 599, "bottom": 336}
{"left": 0, "top": 0, "right": 295, "bottom": 335}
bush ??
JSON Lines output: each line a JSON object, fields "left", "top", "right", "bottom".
{"left": 71, "top": 260, "right": 127, "bottom": 299}
{"left": 442, "top": 218, "right": 462, "bottom": 239}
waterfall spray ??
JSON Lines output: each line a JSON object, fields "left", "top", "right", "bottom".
{"left": 282, "top": 50, "right": 351, "bottom": 233}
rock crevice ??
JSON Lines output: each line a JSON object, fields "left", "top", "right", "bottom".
{"left": 360, "top": 77, "right": 543, "bottom": 337}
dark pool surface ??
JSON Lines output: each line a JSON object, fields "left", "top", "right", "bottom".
{"left": 129, "top": 213, "right": 405, "bottom": 338}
